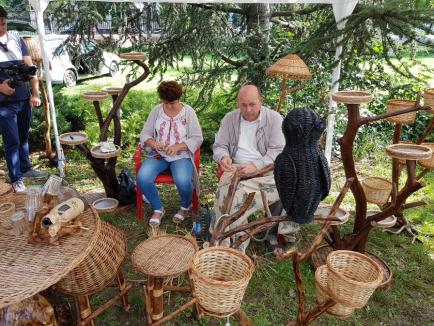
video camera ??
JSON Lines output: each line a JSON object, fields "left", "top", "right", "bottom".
{"left": 0, "top": 63, "right": 37, "bottom": 88}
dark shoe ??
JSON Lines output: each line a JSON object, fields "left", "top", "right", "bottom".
{"left": 22, "top": 169, "right": 49, "bottom": 179}
{"left": 265, "top": 237, "right": 283, "bottom": 253}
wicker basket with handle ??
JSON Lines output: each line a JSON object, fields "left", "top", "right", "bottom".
{"left": 190, "top": 246, "right": 254, "bottom": 317}
{"left": 326, "top": 250, "right": 382, "bottom": 308}
{"left": 55, "top": 221, "right": 127, "bottom": 295}
{"left": 386, "top": 99, "right": 417, "bottom": 125}
{"left": 361, "top": 177, "right": 392, "bottom": 205}
{"left": 315, "top": 265, "right": 354, "bottom": 318}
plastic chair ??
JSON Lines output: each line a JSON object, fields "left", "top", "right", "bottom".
{"left": 134, "top": 143, "right": 200, "bottom": 222}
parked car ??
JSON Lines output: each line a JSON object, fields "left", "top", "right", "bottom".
{"left": 44, "top": 35, "right": 120, "bottom": 87}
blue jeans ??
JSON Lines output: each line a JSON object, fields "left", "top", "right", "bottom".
{"left": 137, "top": 157, "right": 194, "bottom": 211}
{"left": 0, "top": 100, "right": 32, "bottom": 183}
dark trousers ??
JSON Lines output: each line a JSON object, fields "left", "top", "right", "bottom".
{"left": 0, "top": 100, "right": 32, "bottom": 183}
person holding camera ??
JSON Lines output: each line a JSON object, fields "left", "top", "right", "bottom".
{"left": 0, "top": 6, "right": 46, "bottom": 193}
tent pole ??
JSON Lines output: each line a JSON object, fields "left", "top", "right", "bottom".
{"left": 34, "top": 4, "right": 65, "bottom": 177}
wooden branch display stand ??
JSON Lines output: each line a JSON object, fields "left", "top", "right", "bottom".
{"left": 59, "top": 52, "right": 149, "bottom": 199}
{"left": 310, "top": 89, "right": 433, "bottom": 286}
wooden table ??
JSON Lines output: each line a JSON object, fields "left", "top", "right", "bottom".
{"left": 0, "top": 190, "right": 101, "bottom": 309}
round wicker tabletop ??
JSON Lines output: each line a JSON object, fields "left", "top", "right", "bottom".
{"left": 332, "top": 91, "right": 373, "bottom": 104}
{"left": 386, "top": 143, "right": 432, "bottom": 161}
{"left": 132, "top": 234, "right": 198, "bottom": 278}
{"left": 0, "top": 190, "right": 101, "bottom": 309}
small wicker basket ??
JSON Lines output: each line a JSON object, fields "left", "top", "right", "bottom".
{"left": 190, "top": 247, "right": 254, "bottom": 317}
{"left": 361, "top": 177, "right": 392, "bottom": 205}
{"left": 315, "top": 265, "right": 354, "bottom": 318}
{"left": 386, "top": 99, "right": 417, "bottom": 125}
{"left": 326, "top": 250, "right": 382, "bottom": 308}
{"left": 55, "top": 221, "right": 127, "bottom": 295}
{"left": 424, "top": 88, "right": 434, "bottom": 113}
{"left": 22, "top": 37, "right": 42, "bottom": 62}
{"left": 418, "top": 142, "right": 434, "bottom": 170}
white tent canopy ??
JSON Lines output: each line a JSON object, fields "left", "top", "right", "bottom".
{"left": 28, "top": 0, "right": 358, "bottom": 176}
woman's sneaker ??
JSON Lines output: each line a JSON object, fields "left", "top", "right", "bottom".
{"left": 12, "top": 178, "right": 27, "bottom": 193}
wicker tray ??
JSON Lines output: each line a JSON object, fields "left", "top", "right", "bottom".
{"left": 386, "top": 99, "right": 417, "bottom": 125}
{"left": 0, "top": 181, "right": 12, "bottom": 197}
{"left": 132, "top": 234, "right": 198, "bottom": 278}
{"left": 418, "top": 142, "right": 434, "bottom": 170}
{"left": 82, "top": 91, "right": 108, "bottom": 101}
{"left": 120, "top": 52, "right": 146, "bottom": 61}
{"left": 315, "top": 265, "right": 354, "bottom": 318}
{"left": 314, "top": 205, "right": 349, "bottom": 225}
{"left": 424, "top": 88, "right": 434, "bottom": 113}
{"left": 367, "top": 211, "right": 397, "bottom": 228}
{"left": 55, "top": 221, "right": 126, "bottom": 295}
{"left": 91, "top": 145, "right": 121, "bottom": 159}
{"left": 311, "top": 245, "right": 393, "bottom": 289}
{"left": 92, "top": 198, "right": 119, "bottom": 213}
{"left": 386, "top": 143, "right": 432, "bottom": 161}
{"left": 332, "top": 91, "right": 373, "bottom": 104}
{"left": 103, "top": 87, "right": 123, "bottom": 95}
{"left": 59, "top": 132, "right": 88, "bottom": 145}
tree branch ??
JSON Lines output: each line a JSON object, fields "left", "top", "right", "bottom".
{"left": 190, "top": 3, "right": 246, "bottom": 15}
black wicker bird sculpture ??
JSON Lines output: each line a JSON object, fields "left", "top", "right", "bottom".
{"left": 274, "top": 108, "right": 331, "bottom": 224}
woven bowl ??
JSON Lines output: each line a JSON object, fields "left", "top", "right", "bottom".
{"left": 190, "top": 246, "right": 254, "bottom": 317}
{"left": 315, "top": 265, "right": 354, "bottom": 318}
{"left": 331, "top": 91, "right": 373, "bottom": 104}
{"left": 424, "top": 88, "right": 434, "bottom": 113}
{"left": 361, "top": 177, "right": 392, "bottom": 205}
{"left": 327, "top": 250, "right": 383, "bottom": 308}
{"left": 418, "top": 142, "right": 434, "bottom": 170}
{"left": 55, "top": 221, "right": 127, "bottom": 295}
{"left": 386, "top": 143, "right": 432, "bottom": 161}
{"left": 119, "top": 52, "right": 146, "bottom": 61}
{"left": 386, "top": 99, "right": 417, "bottom": 125}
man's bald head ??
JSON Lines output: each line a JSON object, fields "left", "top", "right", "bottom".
{"left": 237, "top": 84, "right": 263, "bottom": 121}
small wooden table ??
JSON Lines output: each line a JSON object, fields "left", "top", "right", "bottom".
{"left": 131, "top": 234, "right": 198, "bottom": 325}
{"left": 0, "top": 191, "right": 101, "bottom": 309}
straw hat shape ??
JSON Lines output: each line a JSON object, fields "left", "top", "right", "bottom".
{"left": 266, "top": 54, "right": 312, "bottom": 80}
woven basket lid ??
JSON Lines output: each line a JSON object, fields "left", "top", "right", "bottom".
{"left": 266, "top": 54, "right": 312, "bottom": 80}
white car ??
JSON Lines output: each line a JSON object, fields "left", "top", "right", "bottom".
{"left": 44, "top": 35, "right": 120, "bottom": 87}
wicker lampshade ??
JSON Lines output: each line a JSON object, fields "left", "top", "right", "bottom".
{"left": 22, "top": 37, "right": 42, "bottom": 63}
{"left": 266, "top": 54, "right": 312, "bottom": 80}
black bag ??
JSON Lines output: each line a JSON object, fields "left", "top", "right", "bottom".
{"left": 117, "top": 168, "right": 136, "bottom": 205}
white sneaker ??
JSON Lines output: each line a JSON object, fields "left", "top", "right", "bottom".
{"left": 12, "top": 179, "right": 27, "bottom": 193}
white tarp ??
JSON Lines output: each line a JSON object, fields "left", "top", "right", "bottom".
{"left": 27, "top": 0, "right": 358, "bottom": 175}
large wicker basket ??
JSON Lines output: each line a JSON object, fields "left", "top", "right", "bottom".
{"left": 190, "top": 247, "right": 254, "bottom": 317}
{"left": 418, "top": 142, "right": 434, "bottom": 170}
{"left": 424, "top": 88, "right": 434, "bottom": 113}
{"left": 55, "top": 221, "right": 127, "bottom": 295}
{"left": 361, "top": 177, "right": 392, "bottom": 205}
{"left": 386, "top": 99, "right": 417, "bottom": 125}
{"left": 315, "top": 265, "right": 354, "bottom": 318}
{"left": 326, "top": 250, "right": 382, "bottom": 308}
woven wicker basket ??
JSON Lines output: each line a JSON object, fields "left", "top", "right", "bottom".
{"left": 418, "top": 142, "right": 434, "bottom": 170}
{"left": 424, "top": 88, "right": 434, "bottom": 113}
{"left": 22, "top": 37, "right": 42, "bottom": 62}
{"left": 386, "top": 99, "right": 417, "bottom": 125}
{"left": 315, "top": 265, "right": 354, "bottom": 318}
{"left": 55, "top": 221, "right": 127, "bottom": 295}
{"left": 326, "top": 250, "right": 382, "bottom": 308}
{"left": 361, "top": 177, "right": 392, "bottom": 205}
{"left": 190, "top": 247, "right": 254, "bottom": 317}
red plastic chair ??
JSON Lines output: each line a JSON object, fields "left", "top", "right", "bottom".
{"left": 134, "top": 143, "right": 200, "bottom": 222}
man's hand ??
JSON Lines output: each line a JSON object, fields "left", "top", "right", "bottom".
{"left": 29, "top": 96, "right": 41, "bottom": 108}
{"left": 237, "top": 163, "right": 258, "bottom": 175}
{"left": 220, "top": 156, "right": 234, "bottom": 172}
{"left": 165, "top": 143, "right": 184, "bottom": 156}
{"left": 0, "top": 80, "right": 15, "bottom": 96}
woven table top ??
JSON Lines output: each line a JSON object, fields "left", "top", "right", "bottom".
{"left": 132, "top": 234, "right": 198, "bottom": 278}
{"left": 0, "top": 190, "right": 101, "bottom": 308}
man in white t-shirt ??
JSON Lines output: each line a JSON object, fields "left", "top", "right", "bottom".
{"left": 212, "top": 85, "right": 285, "bottom": 252}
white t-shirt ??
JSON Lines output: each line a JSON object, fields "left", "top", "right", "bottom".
{"left": 233, "top": 115, "right": 263, "bottom": 164}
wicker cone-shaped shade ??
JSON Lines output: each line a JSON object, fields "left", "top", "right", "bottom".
{"left": 22, "top": 37, "right": 42, "bottom": 63}
{"left": 266, "top": 54, "right": 312, "bottom": 80}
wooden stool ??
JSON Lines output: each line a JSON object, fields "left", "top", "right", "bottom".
{"left": 132, "top": 234, "right": 199, "bottom": 325}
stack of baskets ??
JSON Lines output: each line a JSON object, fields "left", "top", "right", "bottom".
{"left": 315, "top": 250, "right": 383, "bottom": 318}
{"left": 361, "top": 177, "right": 392, "bottom": 206}
{"left": 189, "top": 247, "right": 254, "bottom": 317}
{"left": 386, "top": 99, "right": 417, "bottom": 125}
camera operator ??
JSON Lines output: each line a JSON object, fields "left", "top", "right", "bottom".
{"left": 0, "top": 6, "right": 47, "bottom": 192}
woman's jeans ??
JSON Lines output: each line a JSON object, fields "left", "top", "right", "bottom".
{"left": 137, "top": 157, "right": 194, "bottom": 211}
